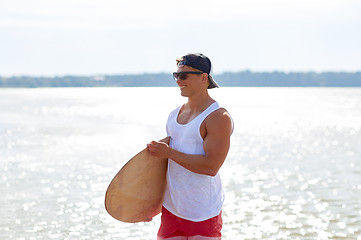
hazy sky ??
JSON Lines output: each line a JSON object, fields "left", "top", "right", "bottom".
{"left": 1, "top": 0, "right": 361, "bottom": 76}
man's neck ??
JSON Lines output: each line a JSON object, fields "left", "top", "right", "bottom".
{"left": 185, "top": 91, "right": 215, "bottom": 113}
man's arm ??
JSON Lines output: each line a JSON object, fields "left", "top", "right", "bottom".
{"left": 147, "top": 109, "right": 232, "bottom": 176}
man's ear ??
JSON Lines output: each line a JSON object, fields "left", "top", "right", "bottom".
{"left": 203, "top": 73, "right": 210, "bottom": 88}
{"left": 202, "top": 73, "right": 208, "bottom": 82}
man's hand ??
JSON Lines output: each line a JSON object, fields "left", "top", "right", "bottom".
{"left": 147, "top": 138, "right": 171, "bottom": 159}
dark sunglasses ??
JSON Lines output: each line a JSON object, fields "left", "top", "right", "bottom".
{"left": 173, "top": 71, "right": 203, "bottom": 81}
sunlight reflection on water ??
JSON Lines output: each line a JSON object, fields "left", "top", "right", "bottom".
{"left": 1, "top": 87, "right": 361, "bottom": 239}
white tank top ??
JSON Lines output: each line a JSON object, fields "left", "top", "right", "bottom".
{"left": 163, "top": 102, "right": 225, "bottom": 222}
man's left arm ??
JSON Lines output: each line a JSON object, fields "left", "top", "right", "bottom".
{"left": 202, "top": 109, "right": 233, "bottom": 175}
{"left": 147, "top": 109, "right": 232, "bottom": 176}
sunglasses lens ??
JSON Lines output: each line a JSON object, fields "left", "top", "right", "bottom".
{"left": 173, "top": 71, "right": 203, "bottom": 81}
{"left": 178, "top": 73, "right": 187, "bottom": 80}
{"left": 173, "top": 72, "right": 188, "bottom": 81}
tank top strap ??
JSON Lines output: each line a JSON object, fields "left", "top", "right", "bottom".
{"left": 197, "top": 102, "right": 220, "bottom": 124}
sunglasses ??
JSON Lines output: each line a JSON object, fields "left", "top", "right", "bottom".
{"left": 173, "top": 71, "right": 204, "bottom": 81}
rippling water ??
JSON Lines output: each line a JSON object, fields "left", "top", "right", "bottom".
{"left": 1, "top": 87, "right": 361, "bottom": 239}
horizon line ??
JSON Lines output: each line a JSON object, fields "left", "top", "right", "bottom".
{"left": 2, "top": 70, "right": 361, "bottom": 78}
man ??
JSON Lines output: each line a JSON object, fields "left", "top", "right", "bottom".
{"left": 147, "top": 53, "right": 233, "bottom": 240}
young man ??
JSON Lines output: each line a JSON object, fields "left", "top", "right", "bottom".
{"left": 147, "top": 53, "right": 233, "bottom": 240}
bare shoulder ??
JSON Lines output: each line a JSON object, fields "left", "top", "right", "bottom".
{"left": 205, "top": 108, "right": 233, "bottom": 134}
{"left": 208, "top": 108, "right": 232, "bottom": 122}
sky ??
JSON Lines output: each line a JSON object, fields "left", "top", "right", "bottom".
{"left": 1, "top": 0, "right": 361, "bottom": 76}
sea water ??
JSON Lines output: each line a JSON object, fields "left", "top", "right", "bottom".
{"left": 1, "top": 87, "right": 360, "bottom": 240}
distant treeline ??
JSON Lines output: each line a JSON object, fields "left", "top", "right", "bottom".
{"left": 1, "top": 71, "right": 361, "bottom": 88}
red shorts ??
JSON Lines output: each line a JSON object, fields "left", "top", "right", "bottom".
{"left": 157, "top": 207, "right": 222, "bottom": 240}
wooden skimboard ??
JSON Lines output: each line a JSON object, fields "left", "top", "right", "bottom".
{"left": 105, "top": 137, "right": 169, "bottom": 223}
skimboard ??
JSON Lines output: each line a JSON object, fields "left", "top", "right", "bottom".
{"left": 105, "top": 137, "right": 169, "bottom": 223}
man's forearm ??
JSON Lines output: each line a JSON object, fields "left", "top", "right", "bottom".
{"left": 167, "top": 148, "right": 219, "bottom": 176}
{"left": 147, "top": 140, "right": 222, "bottom": 176}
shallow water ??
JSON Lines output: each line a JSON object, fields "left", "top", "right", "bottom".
{"left": 1, "top": 87, "right": 361, "bottom": 239}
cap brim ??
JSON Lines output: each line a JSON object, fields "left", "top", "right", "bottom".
{"left": 208, "top": 75, "right": 219, "bottom": 89}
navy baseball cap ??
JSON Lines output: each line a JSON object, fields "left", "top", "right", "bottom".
{"left": 177, "top": 53, "right": 219, "bottom": 89}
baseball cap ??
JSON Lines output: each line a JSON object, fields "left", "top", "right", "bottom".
{"left": 177, "top": 53, "right": 219, "bottom": 89}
